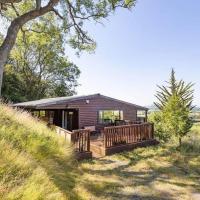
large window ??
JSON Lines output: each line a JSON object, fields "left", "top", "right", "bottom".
{"left": 137, "top": 110, "right": 147, "bottom": 122}
{"left": 32, "top": 110, "right": 46, "bottom": 118}
{"left": 31, "top": 110, "right": 50, "bottom": 123}
{"left": 98, "top": 110, "right": 123, "bottom": 124}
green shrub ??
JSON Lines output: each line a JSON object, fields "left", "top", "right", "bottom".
{"left": 148, "top": 111, "right": 171, "bottom": 142}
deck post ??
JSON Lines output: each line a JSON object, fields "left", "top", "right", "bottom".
{"left": 145, "top": 110, "right": 148, "bottom": 122}
{"left": 103, "top": 130, "right": 107, "bottom": 148}
{"left": 87, "top": 130, "right": 90, "bottom": 152}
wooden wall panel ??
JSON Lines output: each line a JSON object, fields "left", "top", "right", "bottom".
{"left": 41, "top": 95, "right": 139, "bottom": 130}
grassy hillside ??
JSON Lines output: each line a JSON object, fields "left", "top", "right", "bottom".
{"left": 0, "top": 103, "right": 80, "bottom": 200}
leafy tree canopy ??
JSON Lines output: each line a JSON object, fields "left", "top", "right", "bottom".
{"left": 0, "top": 0, "right": 136, "bottom": 53}
{"left": 2, "top": 15, "right": 80, "bottom": 102}
{"left": 0, "top": 0, "right": 136, "bottom": 95}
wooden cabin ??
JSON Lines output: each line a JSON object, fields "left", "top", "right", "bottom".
{"left": 13, "top": 93, "right": 148, "bottom": 132}
{"left": 13, "top": 94, "right": 157, "bottom": 159}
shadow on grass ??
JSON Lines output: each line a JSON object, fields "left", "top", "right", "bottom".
{"left": 40, "top": 154, "right": 82, "bottom": 200}
{"left": 80, "top": 144, "right": 200, "bottom": 199}
{"left": 84, "top": 180, "right": 175, "bottom": 200}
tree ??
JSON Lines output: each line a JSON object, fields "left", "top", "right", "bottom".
{"left": 154, "top": 69, "right": 194, "bottom": 146}
{"left": 1, "top": 16, "right": 80, "bottom": 102}
{"left": 1, "top": 64, "right": 26, "bottom": 102}
{"left": 0, "top": 0, "right": 136, "bottom": 95}
{"left": 162, "top": 95, "right": 193, "bottom": 146}
{"left": 148, "top": 111, "right": 170, "bottom": 142}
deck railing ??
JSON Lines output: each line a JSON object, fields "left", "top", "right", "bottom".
{"left": 56, "top": 126, "right": 72, "bottom": 141}
{"left": 103, "top": 123, "right": 154, "bottom": 148}
{"left": 71, "top": 129, "right": 90, "bottom": 152}
{"left": 55, "top": 126, "right": 90, "bottom": 152}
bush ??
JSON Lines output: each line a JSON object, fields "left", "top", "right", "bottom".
{"left": 148, "top": 111, "right": 171, "bottom": 142}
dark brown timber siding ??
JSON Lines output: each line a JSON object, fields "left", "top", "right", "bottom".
{"left": 40, "top": 95, "right": 140, "bottom": 130}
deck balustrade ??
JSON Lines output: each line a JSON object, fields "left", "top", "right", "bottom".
{"left": 56, "top": 123, "right": 156, "bottom": 159}
{"left": 56, "top": 126, "right": 91, "bottom": 158}
{"left": 103, "top": 123, "right": 154, "bottom": 148}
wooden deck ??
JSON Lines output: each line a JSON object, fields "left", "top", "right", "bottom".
{"left": 91, "top": 138, "right": 158, "bottom": 158}
{"left": 56, "top": 123, "right": 158, "bottom": 160}
{"left": 90, "top": 123, "right": 158, "bottom": 158}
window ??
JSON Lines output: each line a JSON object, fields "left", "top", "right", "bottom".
{"left": 32, "top": 111, "right": 41, "bottom": 117}
{"left": 32, "top": 110, "right": 46, "bottom": 117}
{"left": 98, "top": 110, "right": 123, "bottom": 124}
{"left": 48, "top": 111, "right": 54, "bottom": 124}
{"left": 137, "top": 110, "right": 146, "bottom": 118}
{"left": 31, "top": 110, "right": 49, "bottom": 123}
{"left": 39, "top": 110, "right": 46, "bottom": 117}
{"left": 137, "top": 110, "right": 146, "bottom": 122}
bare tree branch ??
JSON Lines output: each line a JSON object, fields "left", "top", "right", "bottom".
{"left": 11, "top": 3, "right": 19, "bottom": 16}
{"left": 52, "top": 8, "right": 64, "bottom": 20}
{"left": 23, "top": 28, "right": 47, "bottom": 34}
{"left": 0, "top": 0, "right": 21, "bottom": 10}
{"left": 66, "top": 0, "right": 93, "bottom": 44}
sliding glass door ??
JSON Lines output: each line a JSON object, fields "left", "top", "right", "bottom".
{"left": 62, "top": 110, "right": 79, "bottom": 131}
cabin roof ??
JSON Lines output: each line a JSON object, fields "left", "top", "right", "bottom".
{"left": 13, "top": 93, "right": 148, "bottom": 110}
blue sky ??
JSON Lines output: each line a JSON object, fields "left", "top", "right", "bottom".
{"left": 68, "top": 0, "right": 200, "bottom": 106}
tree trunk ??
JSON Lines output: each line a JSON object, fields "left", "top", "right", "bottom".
{"left": 0, "top": 0, "right": 59, "bottom": 96}
{"left": 0, "top": 20, "right": 21, "bottom": 96}
{"left": 179, "top": 137, "right": 182, "bottom": 147}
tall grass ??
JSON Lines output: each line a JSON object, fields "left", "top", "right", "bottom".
{"left": 181, "top": 123, "right": 200, "bottom": 153}
{"left": 0, "top": 103, "right": 80, "bottom": 199}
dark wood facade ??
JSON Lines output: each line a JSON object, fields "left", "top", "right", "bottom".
{"left": 35, "top": 94, "right": 147, "bottom": 131}
{"left": 14, "top": 94, "right": 148, "bottom": 131}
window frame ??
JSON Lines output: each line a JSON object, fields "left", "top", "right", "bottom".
{"left": 98, "top": 110, "right": 124, "bottom": 124}
{"left": 136, "top": 110, "right": 147, "bottom": 122}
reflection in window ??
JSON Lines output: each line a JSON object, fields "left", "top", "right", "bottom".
{"left": 137, "top": 110, "right": 146, "bottom": 122}
{"left": 31, "top": 110, "right": 50, "bottom": 123}
{"left": 98, "top": 110, "right": 123, "bottom": 124}
{"left": 32, "top": 110, "right": 46, "bottom": 117}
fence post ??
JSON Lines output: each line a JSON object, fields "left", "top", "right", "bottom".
{"left": 87, "top": 130, "right": 90, "bottom": 152}
{"left": 71, "top": 131, "right": 74, "bottom": 143}
{"left": 103, "top": 130, "right": 107, "bottom": 148}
